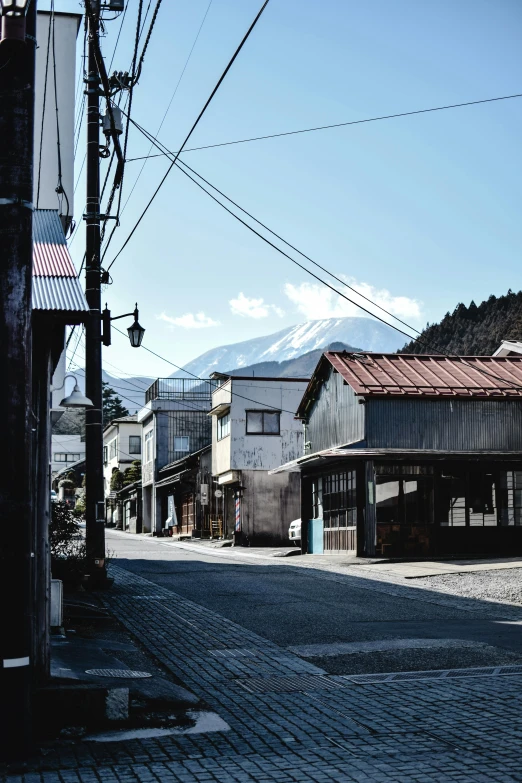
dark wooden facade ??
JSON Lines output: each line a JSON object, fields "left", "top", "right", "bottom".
{"left": 297, "top": 358, "right": 522, "bottom": 558}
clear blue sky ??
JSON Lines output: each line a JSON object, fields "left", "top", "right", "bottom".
{"left": 58, "top": 0, "right": 522, "bottom": 378}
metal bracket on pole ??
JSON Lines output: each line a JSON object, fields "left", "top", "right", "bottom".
{"left": 0, "top": 197, "right": 34, "bottom": 210}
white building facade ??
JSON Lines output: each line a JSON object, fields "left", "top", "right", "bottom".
{"left": 103, "top": 416, "right": 142, "bottom": 526}
{"left": 210, "top": 376, "right": 309, "bottom": 546}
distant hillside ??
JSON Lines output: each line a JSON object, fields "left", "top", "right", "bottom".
{"left": 402, "top": 290, "right": 522, "bottom": 356}
{"left": 225, "top": 342, "right": 361, "bottom": 379}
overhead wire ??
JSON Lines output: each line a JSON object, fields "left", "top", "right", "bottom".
{"left": 120, "top": 0, "right": 213, "bottom": 216}
{"left": 51, "top": 8, "right": 71, "bottom": 225}
{"left": 111, "top": 326, "right": 301, "bottom": 414}
{"left": 127, "top": 114, "right": 522, "bottom": 395}
{"left": 36, "top": 0, "right": 53, "bottom": 208}
{"left": 125, "top": 92, "right": 522, "bottom": 163}
{"left": 105, "top": 0, "right": 271, "bottom": 271}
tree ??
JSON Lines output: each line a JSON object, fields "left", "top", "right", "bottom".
{"left": 102, "top": 381, "right": 129, "bottom": 426}
{"left": 123, "top": 460, "right": 142, "bottom": 486}
{"left": 110, "top": 468, "right": 124, "bottom": 492}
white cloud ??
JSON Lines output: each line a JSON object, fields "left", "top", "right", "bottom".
{"left": 229, "top": 292, "right": 284, "bottom": 319}
{"left": 158, "top": 311, "right": 220, "bottom": 329}
{"left": 284, "top": 277, "right": 421, "bottom": 323}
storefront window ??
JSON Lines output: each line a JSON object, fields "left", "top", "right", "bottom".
{"left": 498, "top": 471, "right": 522, "bottom": 526}
{"left": 323, "top": 470, "right": 357, "bottom": 528}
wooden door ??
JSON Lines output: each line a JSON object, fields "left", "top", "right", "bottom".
{"left": 181, "top": 493, "right": 195, "bottom": 536}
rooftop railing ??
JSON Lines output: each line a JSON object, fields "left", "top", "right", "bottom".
{"left": 145, "top": 377, "right": 218, "bottom": 404}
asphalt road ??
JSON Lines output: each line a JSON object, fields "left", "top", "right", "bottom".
{"left": 107, "top": 531, "right": 522, "bottom": 674}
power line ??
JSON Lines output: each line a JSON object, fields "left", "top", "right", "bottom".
{"left": 51, "top": 9, "right": 70, "bottom": 223}
{"left": 108, "top": 0, "right": 128, "bottom": 73}
{"left": 130, "top": 113, "right": 423, "bottom": 341}
{"left": 111, "top": 326, "right": 301, "bottom": 414}
{"left": 128, "top": 115, "right": 522, "bottom": 395}
{"left": 120, "top": 0, "right": 213, "bottom": 217}
{"left": 36, "top": 0, "right": 53, "bottom": 208}
{"left": 125, "top": 92, "right": 522, "bottom": 163}
{"left": 106, "top": 0, "right": 270, "bottom": 272}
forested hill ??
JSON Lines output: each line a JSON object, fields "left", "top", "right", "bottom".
{"left": 401, "top": 290, "right": 522, "bottom": 356}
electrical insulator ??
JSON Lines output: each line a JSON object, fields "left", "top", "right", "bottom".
{"left": 102, "top": 106, "right": 123, "bottom": 138}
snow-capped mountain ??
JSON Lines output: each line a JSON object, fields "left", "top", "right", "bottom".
{"left": 177, "top": 317, "right": 402, "bottom": 379}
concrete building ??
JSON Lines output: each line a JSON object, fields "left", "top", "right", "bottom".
{"left": 138, "top": 378, "right": 217, "bottom": 534}
{"left": 103, "top": 415, "right": 142, "bottom": 527}
{"left": 209, "top": 375, "right": 309, "bottom": 546}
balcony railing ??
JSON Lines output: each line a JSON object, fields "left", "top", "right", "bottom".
{"left": 145, "top": 377, "right": 217, "bottom": 404}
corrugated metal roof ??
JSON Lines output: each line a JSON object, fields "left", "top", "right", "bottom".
{"left": 33, "top": 209, "right": 78, "bottom": 277}
{"left": 324, "top": 353, "right": 522, "bottom": 399}
{"left": 32, "top": 210, "right": 87, "bottom": 313}
{"left": 32, "top": 275, "right": 88, "bottom": 312}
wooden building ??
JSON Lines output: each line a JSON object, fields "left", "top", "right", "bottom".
{"left": 154, "top": 445, "right": 212, "bottom": 538}
{"left": 273, "top": 352, "right": 522, "bottom": 558}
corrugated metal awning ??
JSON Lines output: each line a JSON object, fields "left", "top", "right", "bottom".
{"left": 31, "top": 209, "right": 88, "bottom": 315}
{"left": 270, "top": 447, "right": 522, "bottom": 474}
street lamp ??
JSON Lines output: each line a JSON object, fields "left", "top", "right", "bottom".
{"left": 0, "top": 0, "right": 30, "bottom": 42}
{"left": 101, "top": 302, "right": 145, "bottom": 348}
{"left": 51, "top": 374, "right": 94, "bottom": 409}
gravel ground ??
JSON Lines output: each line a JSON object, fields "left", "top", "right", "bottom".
{"left": 413, "top": 568, "right": 522, "bottom": 605}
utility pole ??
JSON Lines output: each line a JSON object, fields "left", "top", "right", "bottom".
{"left": 84, "top": 0, "right": 106, "bottom": 584}
{"left": 0, "top": 0, "right": 37, "bottom": 760}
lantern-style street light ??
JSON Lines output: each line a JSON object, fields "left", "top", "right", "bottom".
{"left": 0, "top": 0, "right": 30, "bottom": 42}
{"left": 101, "top": 302, "right": 145, "bottom": 348}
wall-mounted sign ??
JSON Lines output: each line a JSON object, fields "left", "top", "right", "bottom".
{"left": 214, "top": 489, "right": 223, "bottom": 498}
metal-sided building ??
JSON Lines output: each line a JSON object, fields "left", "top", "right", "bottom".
{"left": 273, "top": 352, "right": 522, "bottom": 558}
{"left": 138, "top": 378, "right": 217, "bottom": 534}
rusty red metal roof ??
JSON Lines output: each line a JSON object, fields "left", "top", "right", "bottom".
{"left": 32, "top": 209, "right": 78, "bottom": 277}
{"left": 325, "top": 352, "right": 522, "bottom": 398}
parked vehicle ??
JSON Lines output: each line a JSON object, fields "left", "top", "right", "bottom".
{"left": 50, "top": 490, "right": 58, "bottom": 504}
{"left": 288, "top": 519, "right": 301, "bottom": 544}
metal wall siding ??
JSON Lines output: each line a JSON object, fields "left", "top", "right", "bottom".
{"left": 32, "top": 275, "right": 88, "bottom": 312}
{"left": 307, "top": 368, "right": 365, "bottom": 454}
{"left": 366, "top": 398, "right": 522, "bottom": 451}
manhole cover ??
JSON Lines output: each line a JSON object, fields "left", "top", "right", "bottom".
{"left": 85, "top": 669, "right": 152, "bottom": 678}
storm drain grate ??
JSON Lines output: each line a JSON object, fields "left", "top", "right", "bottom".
{"left": 234, "top": 675, "right": 345, "bottom": 694}
{"left": 86, "top": 669, "right": 153, "bottom": 678}
{"left": 344, "top": 664, "right": 522, "bottom": 685}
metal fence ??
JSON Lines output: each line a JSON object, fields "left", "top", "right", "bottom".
{"left": 145, "top": 377, "right": 218, "bottom": 403}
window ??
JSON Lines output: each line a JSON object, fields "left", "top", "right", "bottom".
{"left": 174, "top": 436, "right": 190, "bottom": 453}
{"left": 499, "top": 471, "right": 522, "bottom": 526}
{"left": 103, "top": 446, "right": 108, "bottom": 465}
{"left": 54, "top": 453, "right": 81, "bottom": 463}
{"left": 323, "top": 471, "right": 357, "bottom": 528}
{"left": 129, "top": 435, "right": 141, "bottom": 454}
{"left": 109, "top": 438, "right": 117, "bottom": 460}
{"left": 144, "top": 430, "right": 153, "bottom": 463}
{"left": 376, "top": 477, "right": 433, "bottom": 526}
{"left": 217, "top": 412, "right": 230, "bottom": 440}
{"left": 246, "top": 410, "right": 280, "bottom": 435}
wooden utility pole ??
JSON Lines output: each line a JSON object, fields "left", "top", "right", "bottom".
{"left": 0, "top": 0, "right": 37, "bottom": 760}
{"left": 84, "top": 0, "right": 107, "bottom": 584}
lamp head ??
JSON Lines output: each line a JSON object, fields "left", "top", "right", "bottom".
{"left": 60, "top": 382, "right": 94, "bottom": 409}
{"left": 127, "top": 303, "right": 145, "bottom": 348}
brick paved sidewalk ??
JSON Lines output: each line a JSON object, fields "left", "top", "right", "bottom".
{"left": 4, "top": 564, "right": 522, "bottom": 783}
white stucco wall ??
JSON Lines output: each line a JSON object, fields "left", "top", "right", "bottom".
{"left": 103, "top": 419, "right": 142, "bottom": 494}
{"left": 34, "top": 11, "right": 81, "bottom": 222}
{"left": 51, "top": 433, "right": 85, "bottom": 477}
{"left": 211, "top": 379, "right": 307, "bottom": 475}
